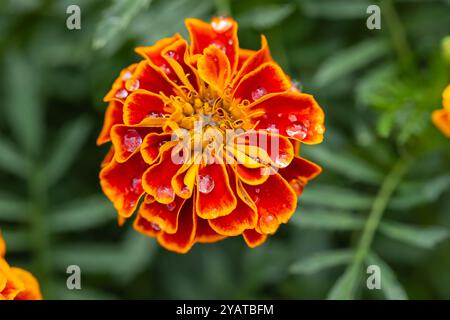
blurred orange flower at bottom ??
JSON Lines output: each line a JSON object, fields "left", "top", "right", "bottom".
{"left": 432, "top": 84, "right": 450, "bottom": 137}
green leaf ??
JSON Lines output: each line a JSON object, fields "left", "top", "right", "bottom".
{"left": 93, "top": 0, "right": 152, "bottom": 49}
{"left": 0, "top": 137, "right": 28, "bottom": 178}
{"left": 305, "top": 146, "right": 383, "bottom": 184}
{"left": 0, "top": 193, "right": 27, "bottom": 222}
{"left": 300, "top": 0, "right": 372, "bottom": 19}
{"left": 367, "top": 252, "right": 407, "bottom": 300}
{"left": 301, "top": 185, "right": 373, "bottom": 210}
{"left": 379, "top": 221, "right": 449, "bottom": 249}
{"left": 238, "top": 4, "right": 295, "bottom": 29}
{"left": 292, "top": 209, "right": 364, "bottom": 231}
{"left": 290, "top": 249, "right": 354, "bottom": 275}
{"left": 49, "top": 195, "right": 114, "bottom": 233}
{"left": 314, "top": 39, "right": 389, "bottom": 87}
{"left": 327, "top": 264, "right": 361, "bottom": 300}
{"left": 44, "top": 116, "right": 92, "bottom": 187}
{"left": 4, "top": 51, "right": 44, "bottom": 156}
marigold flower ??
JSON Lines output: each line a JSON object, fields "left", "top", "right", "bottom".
{"left": 432, "top": 84, "right": 450, "bottom": 137}
{"left": 98, "top": 17, "right": 325, "bottom": 253}
{"left": 0, "top": 232, "right": 43, "bottom": 300}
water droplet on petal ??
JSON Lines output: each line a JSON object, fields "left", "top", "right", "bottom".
{"left": 147, "top": 112, "right": 165, "bottom": 118}
{"left": 157, "top": 186, "right": 174, "bottom": 200}
{"left": 288, "top": 113, "right": 298, "bottom": 122}
{"left": 277, "top": 113, "right": 283, "bottom": 118}
{"left": 123, "top": 129, "right": 142, "bottom": 153}
{"left": 130, "top": 177, "right": 142, "bottom": 194}
{"left": 286, "top": 123, "right": 308, "bottom": 140}
{"left": 180, "top": 186, "right": 190, "bottom": 196}
{"left": 166, "top": 201, "right": 177, "bottom": 212}
{"left": 160, "top": 63, "right": 172, "bottom": 75}
{"left": 165, "top": 50, "right": 179, "bottom": 60}
{"left": 198, "top": 174, "right": 215, "bottom": 194}
{"left": 115, "top": 88, "right": 128, "bottom": 99}
{"left": 251, "top": 87, "right": 267, "bottom": 101}
{"left": 125, "top": 79, "right": 140, "bottom": 91}
{"left": 211, "top": 17, "right": 233, "bottom": 33}
{"left": 260, "top": 214, "right": 278, "bottom": 233}
{"left": 315, "top": 123, "right": 325, "bottom": 135}
{"left": 275, "top": 154, "right": 289, "bottom": 167}
{"left": 122, "top": 71, "right": 132, "bottom": 81}
{"left": 150, "top": 222, "right": 161, "bottom": 231}
{"left": 211, "top": 41, "right": 226, "bottom": 53}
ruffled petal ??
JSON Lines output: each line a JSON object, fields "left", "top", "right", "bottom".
{"left": 195, "top": 218, "right": 226, "bottom": 243}
{"left": 100, "top": 153, "right": 147, "bottom": 218}
{"left": 104, "top": 63, "right": 138, "bottom": 102}
{"left": 139, "top": 195, "right": 185, "bottom": 234}
{"left": 232, "top": 62, "right": 291, "bottom": 103}
{"left": 197, "top": 45, "right": 231, "bottom": 93}
{"left": 244, "top": 172, "right": 297, "bottom": 234}
{"left": 158, "top": 199, "right": 197, "bottom": 253}
{"left": 236, "top": 48, "right": 256, "bottom": 71}
{"left": 279, "top": 156, "right": 321, "bottom": 196}
{"left": 130, "top": 60, "right": 178, "bottom": 97}
{"left": 186, "top": 17, "right": 239, "bottom": 72}
{"left": 248, "top": 91, "right": 325, "bottom": 144}
{"left": 133, "top": 212, "right": 162, "bottom": 238}
{"left": 235, "top": 164, "right": 270, "bottom": 185}
{"left": 195, "top": 161, "right": 237, "bottom": 219}
{"left": 110, "top": 125, "right": 161, "bottom": 163}
{"left": 123, "top": 90, "right": 169, "bottom": 125}
{"left": 10, "top": 268, "right": 42, "bottom": 300}
{"left": 140, "top": 133, "right": 173, "bottom": 165}
{"left": 97, "top": 100, "right": 123, "bottom": 145}
{"left": 432, "top": 109, "right": 450, "bottom": 137}
{"left": 243, "top": 229, "right": 267, "bottom": 248}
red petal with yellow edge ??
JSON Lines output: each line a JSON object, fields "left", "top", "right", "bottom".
{"left": 142, "top": 146, "right": 184, "bottom": 204}
{"left": 97, "top": 100, "right": 123, "bottom": 145}
{"left": 243, "top": 229, "right": 267, "bottom": 248}
{"left": 123, "top": 90, "right": 169, "bottom": 125}
{"left": 135, "top": 34, "right": 182, "bottom": 85}
{"left": 209, "top": 168, "right": 257, "bottom": 236}
{"left": 0, "top": 259, "right": 25, "bottom": 300}
{"left": 185, "top": 17, "right": 239, "bottom": 72}
{"left": 104, "top": 63, "right": 138, "bottom": 102}
{"left": 197, "top": 45, "right": 231, "bottom": 93}
{"left": 244, "top": 172, "right": 297, "bottom": 234}
{"left": 232, "top": 63, "right": 291, "bottom": 103}
{"left": 235, "top": 164, "right": 270, "bottom": 185}
{"left": 10, "top": 268, "right": 42, "bottom": 300}
{"left": 235, "top": 131, "right": 294, "bottom": 168}
{"left": 172, "top": 159, "right": 199, "bottom": 199}
{"left": 237, "top": 48, "right": 257, "bottom": 71}
{"left": 140, "top": 133, "right": 173, "bottom": 164}
{"left": 110, "top": 125, "right": 161, "bottom": 163}
{"left": 101, "top": 146, "right": 115, "bottom": 168}
{"left": 131, "top": 61, "right": 178, "bottom": 97}
{"left": 158, "top": 199, "right": 196, "bottom": 254}
{"left": 133, "top": 212, "right": 162, "bottom": 238}
{"left": 248, "top": 91, "right": 325, "bottom": 144}
{"left": 279, "top": 156, "right": 322, "bottom": 196}
{"left": 195, "top": 218, "right": 226, "bottom": 243}
{"left": 195, "top": 161, "right": 237, "bottom": 219}
{"left": 162, "top": 39, "right": 200, "bottom": 92}
{"left": 432, "top": 109, "right": 450, "bottom": 137}
{"left": 100, "top": 153, "right": 147, "bottom": 218}
{"left": 139, "top": 195, "right": 185, "bottom": 234}
{"left": 232, "top": 35, "right": 272, "bottom": 87}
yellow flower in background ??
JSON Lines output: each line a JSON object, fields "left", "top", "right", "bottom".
{"left": 0, "top": 232, "right": 42, "bottom": 300}
{"left": 432, "top": 84, "right": 450, "bottom": 137}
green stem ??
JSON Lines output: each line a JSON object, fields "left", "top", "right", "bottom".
{"left": 348, "top": 154, "right": 412, "bottom": 297}
{"left": 380, "top": 0, "right": 415, "bottom": 72}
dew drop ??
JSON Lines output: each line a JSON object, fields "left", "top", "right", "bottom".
{"left": 123, "top": 129, "right": 142, "bottom": 153}
{"left": 125, "top": 79, "right": 140, "bottom": 91}
{"left": 166, "top": 201, "right": 177, "bottom": 212}
{"left": 315, "top": 123, "right": 325, "bottom": 135}
{"left": 211, "top": 41, "right": 226, "bottom": 53}
{"left": 147, "top": 112, "right": 165, "bottom": 118}
{"left": 288, "top": 113, "right": 298, "bottom": 122}
{"left": 211, "top": 17, "right": 232, "bottom": 33}
{"left": 130, "top": 177, "right": 142, "bottom": 194}
{"left": 122, "top": 71, "right": 132, "bottom": 81}
{"left": 198, "top": 174, "right": 215, "bottom": 194}
{"left": 157, "top": 186, "right": 174, "bottom": 200}
{"left": 115, "top": 88, "right": 128, "bottom": 99}
{"left": 160, "top": 63, "right": 172, "bottom": 75}
{"left": 274, "top": 154, "right": 289, "bottom": 167}
{"left": 180, "top": 186, "right": 190, "bottom": 196}
{"left": 285, "top": 123, "right": 307, "bottom": 140}
{"left": 165, "top": 50, "right": 179, "bottom": 60}
{"left": 277, "top": 113, "right": 283, "bottom": 118}
{"left": 150, "top": 222, "right": 161, "bottom": 231}
{"left": 251, "top": 87, "right": 267, "bottom": 101}
{"left": 260, "top": 214, "right": 278, "bottom": 234}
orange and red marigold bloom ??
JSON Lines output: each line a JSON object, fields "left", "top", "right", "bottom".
{"left": 432, "top": 84, "right": 450, "bottom": 137}
{"left": 98, "top": 17, "right": 325, "bottom": 253}
{"left": 0, "top": 232, "right": 42, "bottom": 300}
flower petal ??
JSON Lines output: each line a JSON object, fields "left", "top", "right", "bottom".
{"left": 244, "top": 172, "right": 297, "bottom": 234}
{"left": 10, "top": 268, "right": 42, "bottom": 300}
{"left": 140, "top": 133, "right": 173, "bottom": 165}
{"left": 279, "top": 156, "right": 321, "bottom": 195}
{"left": 104, "top": 63, "right": 138, "bottom": 102}
{"left": 432, "top": 108, "right": 450, "bottom": 137}
{"left": 130, "top": 60, "right": 178, "bottom": 97}
{"left": 100, "top": 153, "right": 147, "bottom": 218}
{"left": 110, "top": 125, "right": 161, "bottom": 163}
{"left": 195, "top": 161, "right": 237, "bottom": 219}
{"left": 158, "top": 199, "right": 197, "bottom": 254}
{"left": 197, "top": 45, "right": 231, "bottom": 93}
{"left": 232, "top": 62, "right": 291, "bottom": 103}
{"left": 195, "top": 218, "right": 226, "bottom": 243}
{"left": 186, "top": 17, "right": 239, "bottom": 72}
{"left": 133, "top": 212, "right": 162, "bottom": 238}
{"left": 97, "top": 100, "right": 123, "bottom": 145}
{"left": 243, "top": 229, "right": 267, "bottom": 248}
{"left": 248, "top": 91, "right": 325, "bottom": 144}
{"left": 139, "top": 195, "right": 185, "bottom": 234}
{"left": 123, "top": 90, "right": 169, "bottom": 125}
{"left": 235, "top": 165, "right": 270, "bottom": 185}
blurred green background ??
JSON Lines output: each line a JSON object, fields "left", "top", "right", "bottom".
{"left": 0, "top": 0, "right": 449, "bottom": 299}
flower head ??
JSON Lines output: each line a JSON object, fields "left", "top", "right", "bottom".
{"left": 98, "top": 17, "right": 325, "bottom": 253}
{"left": 432, "top": 84, "right": 450, "bottom": 137}
{"left": 0, "top": 232, "right": 42, "bottom": 300}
